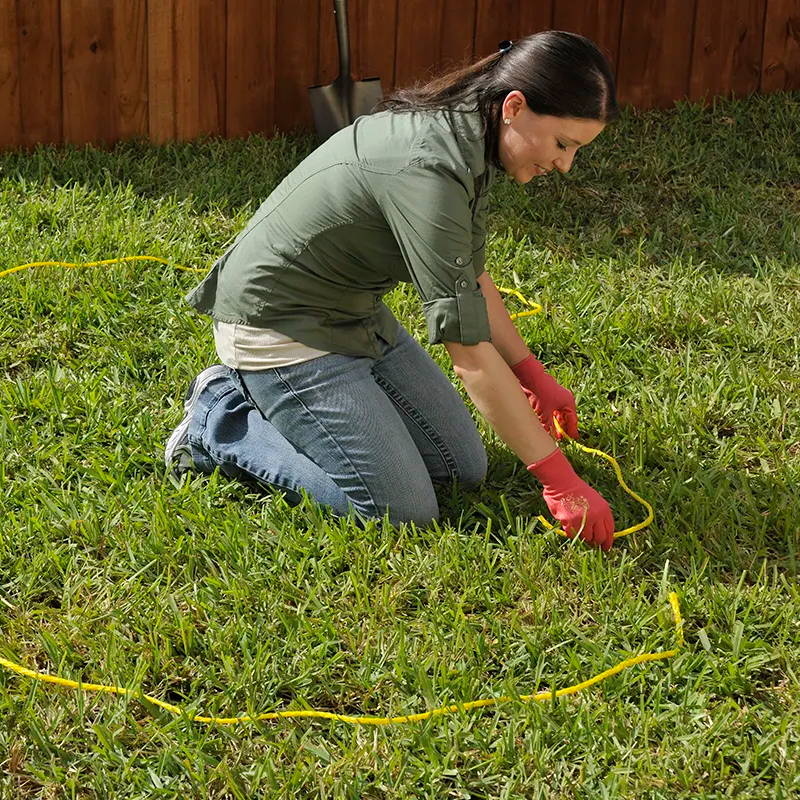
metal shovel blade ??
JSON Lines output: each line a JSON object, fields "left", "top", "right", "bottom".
{"left": 348, "top": 76, "right": 384, "bottom": 119}
{"left": 309, "top": 80, "right": 352, "bottom": 140}
{"left": 309, "top": 0, "right": 384, "bottom": 141}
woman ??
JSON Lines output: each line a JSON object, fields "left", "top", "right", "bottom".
{"left": 165, "top": 30, "right": 619, "bottom": 550}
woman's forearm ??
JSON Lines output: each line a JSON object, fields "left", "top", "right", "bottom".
{"left": 444, "top": 340, "right": 557, "bottom": 465}
{"left": 477, "top": 270, "right": 531, "bottom": 366}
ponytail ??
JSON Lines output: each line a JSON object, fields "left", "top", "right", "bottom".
{"left": 376, "top": 31, "right": 619, "bottom": 169}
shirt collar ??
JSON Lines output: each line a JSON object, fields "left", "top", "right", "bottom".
{"left": 445, "top": 101, "right": 491, "bottom": 180}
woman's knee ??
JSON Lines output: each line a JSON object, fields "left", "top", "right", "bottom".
{"left": 385, "top": 487, "right": 441, "bottom": 526}
{"left": 353, "top": 481, "right": 440, "bottom": 527}
{"left": 390, "top": 500, "right": 440, "bottom": 527}
{"left": 452, "top": 438, "right": 488, "bottom": 489}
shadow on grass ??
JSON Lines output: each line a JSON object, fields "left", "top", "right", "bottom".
{"left": 1, "top": 93, "right": 798, "bottom": 275}
{"left": 0, "top": 132, "right": 319, "bottom": 218}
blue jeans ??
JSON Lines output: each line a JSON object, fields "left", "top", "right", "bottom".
{"left": 187, "top": 324, "right": 487, "bottom": 525}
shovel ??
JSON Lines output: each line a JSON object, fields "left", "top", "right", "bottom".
{"left": 309, "top": 0, "right": 384, "bottom": 141}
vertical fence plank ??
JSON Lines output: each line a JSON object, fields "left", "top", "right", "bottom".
{"left": 474, "top": 0, "right": 553, "bottom": 59}
{"left": 17, "top": 0, "right": 62, "bottom": 147}
{"left": 393, "top": 0, "right": 477, "bottom": 89}
{"left": 349, "top": 0, "right": 397, "bottom": 88}
{"left": 475, "top": 0, "right": 516, "bottom": 58}
{"left": 317, "top": 0, "right": 338, "bottom": 86}
{"left": 690, "top": 0, "right": 766, "bottom": 100}
{"left": 226, "top": 0, "right": 277, "bottom": 138}
{"left": 114, "top": 0, "right": 148, "bottom": 140}
{"left": 761, "top": 0, "right": 800, "bottom": 91}
{"left": 395, "top": 0, "right": 445, "bottom": 88}
{"left": 173, "top": 0, "right": 198, "bottom": 138}
{"left": 17, "top": 0, "right": 62, "bottom": 146}
{"left": 199, "top": 0, "right": 226, "bottom": 136}
{"left": 62, "top": 0, "right": 117, "bottom": 145}
{"left": 0, "top": 0, "right": 21, "bottom": 149}
{"left": 148, "top": 0, "right": 176, "bottom": 143}
{"left": 616, "top": 0, "right": 696, "bottom": 108}
{"left": 174, "top": 0, "right": 226, "bottom": 140}
{"left": 62, "top": 0, "right": 147, "bottom": 145}
{"left": 552, "top": 0, "right": 623, "bottom": 70}
{"left": 273, "top": 0, "right": 319, "bottom": 131}
{"left": 440, "top": 0, "right": 477, "bottom": 70}
{"left": 519, "top": 2, "right": 555, "bottom": 36}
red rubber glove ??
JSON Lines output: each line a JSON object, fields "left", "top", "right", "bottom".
{"left": 511, "top": 354, "right": 579, "bottom": 440}
{"left": 528, "top": 448, "right": 614, "bottom": 550}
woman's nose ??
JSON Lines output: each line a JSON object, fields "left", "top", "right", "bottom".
{"left": 553, "top": 153, "right": 574, "bottom": 173}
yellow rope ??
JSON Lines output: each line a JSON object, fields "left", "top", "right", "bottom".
{"left": 498, "top": 285, "right": 543, "bottom": 320}
{"left": 0, "top": 593, "right": 682, "bottom": 726}
{"left": 497, "top": 286, "right": 652, "bottom": 539}
{"left": 0, "top": 255, "right": 206, "bottom": 280}
{"left": 0, "top": 256, "right": 677, "bottom": 726}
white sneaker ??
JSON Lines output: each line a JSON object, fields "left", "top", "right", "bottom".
{"left": 164, "top": 365, "right": 230, "bottom": 475}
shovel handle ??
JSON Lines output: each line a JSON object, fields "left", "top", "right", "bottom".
{"left": 333, "top": 0, "right": 351, "bottom": 80}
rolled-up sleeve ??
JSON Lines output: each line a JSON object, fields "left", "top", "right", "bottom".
{"left": 375, "top": 161, "right": 491, "bottom": 345}
{"left": 471, "top": 170, "right": 492, "bottom": 278}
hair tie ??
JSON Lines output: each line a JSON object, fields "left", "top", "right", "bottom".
{"left": 498, "top": 40, "right": 513, "bottom": 54}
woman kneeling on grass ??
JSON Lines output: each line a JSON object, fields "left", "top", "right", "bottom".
{"left": 165, "top": 30, "right": 619, "bottom": 549}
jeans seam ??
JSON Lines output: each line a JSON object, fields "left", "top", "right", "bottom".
{"left": 209, "top": 449, "right": 300, "bottom": 497}
{"left": 373, "top": 372, "right": 459, "bottom": 482}
{"left": 190, "top": 386, "right": 307, "bottom": 499}
{"left": 207, "top": 437, "right": 294, "bottom": 491}
{"left": 272, "top": 366, "right": 382, "bottom": 517}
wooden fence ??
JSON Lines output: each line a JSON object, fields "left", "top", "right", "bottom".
{"left": 1, "top": 0, "right": 798, "bottom": 149}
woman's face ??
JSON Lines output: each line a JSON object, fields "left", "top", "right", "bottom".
{"left": 498, "top": 90, "right": 606, "bottom": 184}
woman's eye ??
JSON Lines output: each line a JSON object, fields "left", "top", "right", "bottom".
{"left": 557, "top": 141, "right": 568, "bottom": 151}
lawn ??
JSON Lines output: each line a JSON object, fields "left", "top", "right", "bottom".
{"left": 0, "top": 91, "right": 798, "bottom": 799}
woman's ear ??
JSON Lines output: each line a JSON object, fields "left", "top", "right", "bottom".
{"left": 501, "top": 90, "right": 526, "bottom": 122}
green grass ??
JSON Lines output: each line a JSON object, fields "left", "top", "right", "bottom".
{"left": 0, "top": 91, "right": 798, "bottom": 798}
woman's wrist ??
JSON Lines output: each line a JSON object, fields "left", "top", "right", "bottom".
{"left": 527, "top": 447, "right": 579, "bottom": 489}
{"left": 510, "top": 352, "right": 541, "bottom": 378}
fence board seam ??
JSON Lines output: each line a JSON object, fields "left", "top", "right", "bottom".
{"left": 686, "top": 0, "right": 700, "bottom": 100}
{"left": 615, "top": 0, "right": 625, "bottom": 81}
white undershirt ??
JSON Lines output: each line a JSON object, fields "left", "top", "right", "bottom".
{"left": 213, "top": 321, "right": 330, "bottom": 370}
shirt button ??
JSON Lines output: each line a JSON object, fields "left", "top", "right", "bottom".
{"left": 455, "top": 256, "right": 464, "bottom": 266}
{"left": 459, "top": 279, "right": 468, "bottom": 288}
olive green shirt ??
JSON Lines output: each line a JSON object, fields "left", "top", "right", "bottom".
{"left": 186, "top": 103, "right": 496, "bottom": 358}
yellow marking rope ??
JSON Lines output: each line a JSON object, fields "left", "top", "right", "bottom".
{"left": 498, "top": 287, "right": 652, "bottom": 540}
{"left": 0, "top": 593, "right": 682, "bottom": 726}
{"left": 0, "top": 255, "right": 205, "bottom": 280}
{"left": 0, "top": 256, "right": 678, "bottom": 726}
{"left": 499, "top": 285, "right": 543, "bottom": 320}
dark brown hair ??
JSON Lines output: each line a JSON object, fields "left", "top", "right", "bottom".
{"left": 376, "top": 30, "right": 619, "bottom": 170}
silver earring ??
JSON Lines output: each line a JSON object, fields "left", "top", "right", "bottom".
{"left": 503, "top": 118, "right": 511, "bottom": 125}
